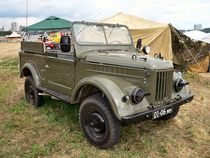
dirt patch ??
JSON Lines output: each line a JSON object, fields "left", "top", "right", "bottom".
{"left": 5, "top": 79, "right": 24, "bottom": 106}
{"left": 199, "top": 73, "right": 210, "bottom": 79}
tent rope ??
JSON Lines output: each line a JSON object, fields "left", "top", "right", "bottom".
{"left": 170, "top": 26, "right": 205, "bottom": 73}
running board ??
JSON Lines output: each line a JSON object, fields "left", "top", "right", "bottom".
{"left": 38, "top": 87, "right": 71, "bottom": 103}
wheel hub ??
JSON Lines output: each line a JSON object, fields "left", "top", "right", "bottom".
{"left": 88, "top": 112, "right": 106, "bottom": 137}
{"left": 27, "top": 86, "right": 34, "bottom": 103}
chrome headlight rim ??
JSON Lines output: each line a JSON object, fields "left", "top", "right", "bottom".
{"left": 175, "top": 78, "right": 184, "bottom": 92}
{"left": 142, "top": 46, "right": 151, "bottom": 55}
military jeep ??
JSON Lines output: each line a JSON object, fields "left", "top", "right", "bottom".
{"left": 19, "top": 21, "right": 193, "bottom": 148}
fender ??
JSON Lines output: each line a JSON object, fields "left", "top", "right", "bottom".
{"left": 71, "top": 75, "right": 150, "bottom": 120}
{"left": 172, "top": 71, "right": 192, "bottom": 99}
{"left": 20, "top": 62, "right": 41, "bottom": 88}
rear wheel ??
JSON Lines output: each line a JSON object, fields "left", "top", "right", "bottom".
{"left": 79, "top": 94, "right": 121, "bottom": 148}
{"left": 24, "top": 76, "right": 43, "bottom": 107}
{"left": 156, "top": 107, "right": 180, "bottom": 121}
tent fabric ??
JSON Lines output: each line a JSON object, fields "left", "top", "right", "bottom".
{"left": 25, "top": 16, "right": 72, "bottom": 32}
{"left": 101, "top": 12, "right": 167, "bottom": 29}
{"left": 7, "top": 32, "right": 21, "bottom": 38}
{"left": 188, "top": 55, "right": 209, "bottom": 73}
{"left": 101, "top": 12, "right": 173, "bottom": 61}
{"left": 201, "top": 34, "right": 210, "bottom": 44}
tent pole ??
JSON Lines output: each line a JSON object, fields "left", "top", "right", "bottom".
{"left": 26, "top": 0, "right": 28, "bottom": 32}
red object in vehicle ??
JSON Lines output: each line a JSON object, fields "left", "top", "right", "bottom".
{"left": 49, "top": 43, "right": 54, "bottom": 49}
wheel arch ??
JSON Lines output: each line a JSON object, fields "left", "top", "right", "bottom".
{"left": 71, "top": 76, "right": 134, "bottom": 120}
{"left": 20, "top": 63, "right": 41, "bottom": 88}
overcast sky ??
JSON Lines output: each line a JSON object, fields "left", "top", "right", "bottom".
{"left": 0, "top": 0, "right": 210, "bottom": 30}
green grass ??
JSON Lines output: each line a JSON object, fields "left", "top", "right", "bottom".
{"left": 8, "top": 99, "right": 28, "bottom": 114}
{"left": 0, "top": 57, "right": 19, "bottom": 74}
{"left": 0, "top": 58, "right": 210, "bottom": 158}
{"left": 0, "top": 139, "right": 7, "bottom": 146}
{"left": 2, "top": 121, "right": 18, "bottom": 133}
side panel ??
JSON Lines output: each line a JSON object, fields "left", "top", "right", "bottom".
{"left": 21, "top": 41, "right": 45, "bottom": 54}
{"left": 75, "top": 60, "right": 146, "bottom": 87}
{"left": 73, "top": 60, "right": 151, "bottom": 119}
{"left": 74, "top": 60, "right": 153, "bottom": 101}
{"left": 19, "top": 52, "right": 46, "bottom": 87}
{"left": 74, "top": 61, "right": 174, "bottom": 106}
{"left": 44, "top": 52, "right": 75, "bottom": 96}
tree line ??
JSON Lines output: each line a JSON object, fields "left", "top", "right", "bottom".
{"left": 0, "top": 31, "right": 12, "bottom": 36}
{"left": 202, "top": 28, "right": 210, "bottom": 33}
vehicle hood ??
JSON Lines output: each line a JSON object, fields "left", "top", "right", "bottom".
{"left": 80, "top": 51, "right": 173, "bottom": 70}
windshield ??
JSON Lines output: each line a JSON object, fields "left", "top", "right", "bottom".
{"left": 73, "top": 23, "right": 132, "bottom": 45}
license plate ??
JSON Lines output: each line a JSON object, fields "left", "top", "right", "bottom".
{"left": 152, "top": 108, "right": 173, "bottom": 119}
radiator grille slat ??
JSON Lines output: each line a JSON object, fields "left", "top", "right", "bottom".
{"left": 155, "top": 70, "right": 172, "bottom": 105}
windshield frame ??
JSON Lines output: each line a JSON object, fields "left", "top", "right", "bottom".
{"left": 72, "top": 21, "right": 133, "bottom": 46}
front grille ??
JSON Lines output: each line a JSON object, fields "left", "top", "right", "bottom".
{"left": 155, "top": 70, "right": 173, "bottom": 105}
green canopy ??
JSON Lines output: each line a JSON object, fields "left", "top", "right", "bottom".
{"left": 24, "top": 16, "right": 72, "bottom": 32}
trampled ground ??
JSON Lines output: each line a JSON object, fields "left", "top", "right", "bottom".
{"left": 0, "top": 42, "right": 210, "bottom": 158}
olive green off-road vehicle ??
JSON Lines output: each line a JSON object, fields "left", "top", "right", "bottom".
{"left": 19, "top": 21, "right": 193, "bottom": 148}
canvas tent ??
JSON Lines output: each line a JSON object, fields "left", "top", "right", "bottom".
{"left": 24, "top": 16, "right": 72, "bottom": 32}
{"left": 101, "top": 13, "right": 210, "bottom": 72}
{"left": 101, "top": 12, "right": 173, "bottom": 61}
{"left": 7, "top": 32, "right": 21, "bottom": 38}
{"left": 6, "top": 32, "right": 22, "bottom": 41}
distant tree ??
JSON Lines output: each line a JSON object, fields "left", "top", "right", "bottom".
{"left": 0, "top": 31, "right": 12, "bottom": 36}
{"left": 202, "top": 28, "right": 210, "bottom": 33}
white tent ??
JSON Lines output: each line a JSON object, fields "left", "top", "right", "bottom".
{"left": 184, "top": 30, "right": 207, "bottom": 42}
{"left": 7, "top": 32, "right": 21, "bottom": 38}
{"left": 202, "top": 34, "right": 210, "bottom": 44}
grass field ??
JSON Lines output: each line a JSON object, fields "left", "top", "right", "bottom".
{"left": 0, "top": 44, "right": 210, "bottom": 157}
{"left": 0, "top": 42, "right": 20, "bottom": 59}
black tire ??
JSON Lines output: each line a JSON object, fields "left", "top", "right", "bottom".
{"left": 156, "top": 107, "right": 180, "bottom": 121}
{"left": 24, "top": 76, "right": 43, "bottom": 107}
{"left": 79, "top": 94, "right": 121, "bottom": 149}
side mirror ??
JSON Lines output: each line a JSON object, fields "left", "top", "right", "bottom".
{"left": 60, "top": 36, "right": 71, "bottom": 52}
{"left": 136, "top": 38, "right": 142, "bottom": 51}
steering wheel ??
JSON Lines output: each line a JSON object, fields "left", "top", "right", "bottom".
{"left": 110, "top": 40, "right": 122, "bottom": 44}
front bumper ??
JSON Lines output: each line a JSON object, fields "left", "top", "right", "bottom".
{"left": 121, "top": 94, "right": 194, "bottom": 124}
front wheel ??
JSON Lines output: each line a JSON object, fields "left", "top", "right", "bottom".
{"left": 24, "top": 76, "right": 43, "bottom": 107}
{"left": 79, "top": 94, "right": 121, "bottom": 149}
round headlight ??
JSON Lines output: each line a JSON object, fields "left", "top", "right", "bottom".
{"left": 175, "top": 79, "right": 183, "bottom": 92}
{"left": 143, "top": 46, "right": 151, "bottom": 55}
{"left": 175, "top": 79, "right": 189, "bottom": 92}
{"left": 132, "top": 88, "right": 150, "bottom": 104}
